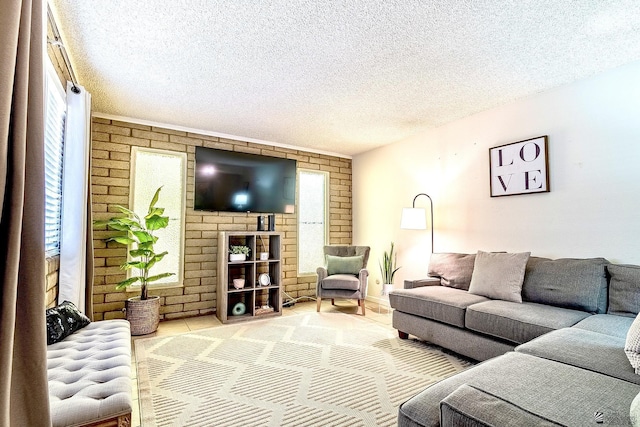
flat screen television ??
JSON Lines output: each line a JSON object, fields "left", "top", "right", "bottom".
{"left": 194, "top": 146, "right": 297, "bottom": 213}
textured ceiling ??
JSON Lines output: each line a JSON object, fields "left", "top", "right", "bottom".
{"left": 50, "top": 0, "right": 640, "bottom": 156}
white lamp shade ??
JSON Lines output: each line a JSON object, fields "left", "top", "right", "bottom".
{"left": 400, "top": 207, "right": 427, "bottom": 230}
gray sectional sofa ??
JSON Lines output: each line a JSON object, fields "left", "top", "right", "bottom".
{"left": 389, "top": 252, "right": 640, "bottom": 426}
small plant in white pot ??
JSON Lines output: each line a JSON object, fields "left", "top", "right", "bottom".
{"left": 380, "top": 242, "right": 401, "bottom": 295}
{"left": 95, "top": 186, "right": 174, "bottom": 335}
{"left": 229, "top": 245, "right": 250, "bottom": 262}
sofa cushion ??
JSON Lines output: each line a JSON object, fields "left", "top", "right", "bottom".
{"left": 46, "top": 301, "right": 91, "bottom": 345}
{"left": 393, "top": 311, "right": 515, "bottom": 362}
{"left": 326, "top": 255, "right": 363, "bottom": 276}
{"left": 626, "top": 313, "right": 640, "bottom": 375}
{"left": 573, "top": 314, "right": 634, "bottom": 339}
{"left": 608, "top": 264, "right": 640, "bottom": 317}
{"left": 468, "top": 251, "right": 530, "bottom": 303}
{"left": 465, "top": 300, "right": 590, "bottom": 344}
{"left": 440, "top": 384, "right": 562, "bottom": 427}
{"left": 321, "top": 274, "right": 360, "bottom": 290}
{"left": 522, "top": 257, "right": 609, "bottom": 313}
{"left": 398, "top": 352, "right": 640, "bottom": 427}
{"left": 516, "top": 328, "right": 640, "bottom": 385}
{"left": 389, "top": 287, "right": 489, "bottom": 328}
{"left": 428, "top": 253, "right": 476, "bottom": 290}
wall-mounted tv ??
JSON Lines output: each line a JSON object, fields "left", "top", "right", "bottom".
{"left": 194, "top": 146, "right": 297, "bottom": 214}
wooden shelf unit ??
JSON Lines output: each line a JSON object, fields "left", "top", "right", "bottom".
{"left": 216, "top": 231, "right": 282, "bottom": 324}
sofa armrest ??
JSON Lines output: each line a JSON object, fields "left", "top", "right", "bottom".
{"left": 404, "top": 277, "right": 440, "bottom": 289}
{"left": 316, "top": 266, "right": 328, "bottom": 280}
{"left": 316, "top": 267, "right": 328, "bottom": 293}
{"left": 358, "top": 268, "right": 369, "bottom": 295}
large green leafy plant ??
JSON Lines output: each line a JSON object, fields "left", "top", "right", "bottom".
{"left": 95, "top": 186, "right": 174, "bottom": 300}
{"left": 380, "top": 242, "right": 401, "bottom": 284}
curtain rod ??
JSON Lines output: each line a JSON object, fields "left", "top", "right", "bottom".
{"left": 46, "top": 4, "right": 80, "bottom": 93}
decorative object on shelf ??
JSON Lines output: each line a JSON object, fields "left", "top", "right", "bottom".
{"left": 255, "top": 305, "right": 274, "bottom": 315}
{"left": 94, "top": 186, "right": 174, "bottom": 335}
{"left": 401, "top": 192, "right": 435, "bottom": 252}
{"left": 258, "top": 273, "right": 271, "bottom": 287}
{"left": 258, "top": 235, "right": 269, "bottom": 260}
{"left": 231, "top": 302, "right": 246, "bottom": 316}
{"left": 229, "top": 245, "right": 250, "bottom": 262}
{"left": 380, "top": 242, "right": 401, "bottom": 295}
{"left": 256, "top": 215, "right": 266, "bottom": 231}
{"left": 268, "top": 214, "right": 276, "bottom": 231}
{"left": 232, "top": 278, "right": 245, "bottom": 289}
{"left": 489, "top": 135, "right": 549, "bottom": 197}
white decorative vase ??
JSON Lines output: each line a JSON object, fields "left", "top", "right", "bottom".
{"left": 382, "top": 284, "right": 394, "bottom": 296}
{"left": 233, "top": 278, "right": 245, "bottom": 289}
{"left": 229, "top": 253, "right": 246, "bottom": 262}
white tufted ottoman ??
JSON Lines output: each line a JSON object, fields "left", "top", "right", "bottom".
{"left": 47, "top": 319, "right": 132, "bottom": 427}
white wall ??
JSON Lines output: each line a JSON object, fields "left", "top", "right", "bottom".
{"left": 353, "top": 61, "right": 640, "bottom": 299}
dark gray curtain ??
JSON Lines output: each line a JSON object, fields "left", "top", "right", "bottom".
{"left": 0, "top": 0, "right": 52, "bottom": 425}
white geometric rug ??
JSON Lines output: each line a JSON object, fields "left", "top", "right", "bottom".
{"left": 135, "top": 313, "right": 473, "bottom": 426}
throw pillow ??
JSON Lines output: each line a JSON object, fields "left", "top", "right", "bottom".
{"left": 46, "top": 300, "right": 91, "bottom": 345}
{"left": 608, "top": 264, "right": 640, "bottom": 317}
{"left": 468, "top": 251, "right": 531, "bottom": 303}
{"left": 326, "top": 255, "right": 364, "bottom": 276}
{"left": 625, "top": 312, "right": 640, "bottom": 375}
{"left": 428, "top": 253, "right": 476, "bottom": 290}
{"left": 631, "top": 391, "right": 640, "bottom": 427}
{"left": 522, "top": 257, "right": 609, "bottom": 314}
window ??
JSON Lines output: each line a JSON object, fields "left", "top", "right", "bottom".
{"left": 297, "top": 170, "right": 329, "bottom": 274}
{"left": 44, "top": 62, "right": 66, "bottom": 256}
{"left": 130, "top": 147, "right": 187, "bottom": 287}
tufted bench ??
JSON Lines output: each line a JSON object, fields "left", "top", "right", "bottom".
{"left": 47, "top": 319, "right": 132, "bottom": 427}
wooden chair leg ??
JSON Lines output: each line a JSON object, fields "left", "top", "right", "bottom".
{"left": 316, "top": 297, "right": 321, "bottom": 312}
{"left": 331, "top": 299, "right": 335, "bottom": 305}
{"left": 361, "top": 300, "right": 366, "bottom": 316}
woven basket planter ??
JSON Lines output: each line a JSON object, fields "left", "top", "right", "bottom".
{"left": 125, "top": 296, "right": 160, "bottom": 335}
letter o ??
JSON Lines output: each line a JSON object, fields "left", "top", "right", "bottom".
{"left": 519, "top": 143, "right": 540, "bottom": 162}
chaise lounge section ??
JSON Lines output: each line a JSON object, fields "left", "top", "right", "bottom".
{"left": 390, "top": 252, "right": 640, "bottom": 426}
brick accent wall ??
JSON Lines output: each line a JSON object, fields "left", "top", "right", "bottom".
{"left": 46, "top": 256, "right": 59, "bottom": 308}
{"left": 92, "top": 117, "right": 352, "bottom": 320}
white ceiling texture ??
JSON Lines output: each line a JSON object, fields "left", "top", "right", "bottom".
{"left": 50, "top": 1, "right": 640, "bottom": 157}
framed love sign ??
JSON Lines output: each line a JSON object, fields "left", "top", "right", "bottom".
{"left": 489, "top": 136, "right": 549, "bottom": 197}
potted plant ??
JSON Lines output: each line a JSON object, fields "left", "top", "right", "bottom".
{"left": 95, "top": 186, "right": 174, "bottom": 335}
{"left": 229, "top": 245, "right": 250, "bottom": 262}
{"left": 380, "top": 242, "right": 401, "bottom": 295}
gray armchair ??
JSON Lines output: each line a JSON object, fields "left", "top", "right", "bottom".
{"left": 316, "top": 245, "right": 370, "bottom": 315}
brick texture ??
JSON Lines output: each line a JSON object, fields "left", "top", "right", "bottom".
{"left": 91, "top": 118, "right": 352, "bottom": 320}
{"left": 46, "top": 256, "right": 59, "bottom": 308}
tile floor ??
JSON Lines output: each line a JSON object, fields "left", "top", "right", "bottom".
{"left": 129, "top": 299, "right": 393, "bottom": 426}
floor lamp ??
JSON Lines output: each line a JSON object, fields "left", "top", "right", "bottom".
{"left": 400, "top": 193, "right": 434, "bottom": 252}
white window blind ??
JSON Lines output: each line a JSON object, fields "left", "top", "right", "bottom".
{"left": 130, "top": 147, "right": 187, "bottom": 288}
{"left": 298, "top": 170, "right": 329, "bottom": 274}
{"left": 44, "top": 63, "right": 66, "bottom": 256}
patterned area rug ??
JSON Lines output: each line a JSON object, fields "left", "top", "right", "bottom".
{"left": 136, "top": 313, "right": 473, "bottom": 426}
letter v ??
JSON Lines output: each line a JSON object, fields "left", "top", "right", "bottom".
{"left": 497, "top": 175, "right": 513, "bottom": 191}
